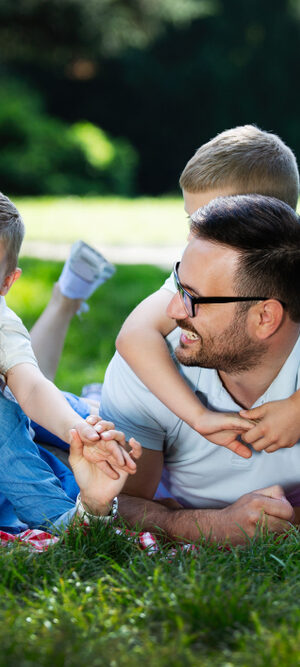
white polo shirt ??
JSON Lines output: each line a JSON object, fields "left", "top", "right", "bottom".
{"left": 101, "top": 329, "right": 300, "bottom": 509}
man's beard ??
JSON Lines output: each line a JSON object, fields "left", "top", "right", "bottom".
{"left": 174, "top": 310, "right": 267, "bottom": 374}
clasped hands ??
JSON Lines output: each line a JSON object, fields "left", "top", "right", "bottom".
{"left": 195, "top": 394, "right": 300, "bottom": 459}
{"left": 68, "top": 416, "right": 141, "bottom": 517}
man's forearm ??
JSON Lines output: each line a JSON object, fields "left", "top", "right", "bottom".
{"left": 119, "top": 494, "right": 220, "bottom": 542}
{"left": 119, "top": 487, "right": 296, "bottom": 544}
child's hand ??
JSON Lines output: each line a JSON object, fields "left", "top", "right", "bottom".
{"left": 72, "top": 415, "right": 142, "bottom": 479}
{"left": 195, "top": 409, "right": 255, "bottom": 458}
{"left": 71, "top": 419, "right": 103, "bottom": 447}
{"left": 69, "top": 429, "right": 141, "bottom": 512}
{"left": 240, "top": 396, "right": 300, "bottom": 453}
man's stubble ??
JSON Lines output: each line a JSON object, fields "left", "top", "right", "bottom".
{"left": 175, "top": 308, "right": 267, "bottom": 374}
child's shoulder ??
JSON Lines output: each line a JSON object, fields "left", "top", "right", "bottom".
{"left": 0, "top": 296, "right": 37, "bottom": 373}
{"left": 0, "top": 296, "right": 32, "bottom": 347}
{"left": 0, "top": 296, "right": 26, "bottom": 329}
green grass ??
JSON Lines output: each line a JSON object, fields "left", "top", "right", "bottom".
{"left": 4, "top": 257, "right": 300, "bottom": 665}
{"left": 0, "top": 521, "right": 300, "bottom": 666}
{"left": 14, "top": 195, "right": 187, "bottom": 246}
{"left": 6, "top": 257, "right": 169, "bottom": 393}
{"left": 13, "top": 194, "right": 300, "bottom": 247}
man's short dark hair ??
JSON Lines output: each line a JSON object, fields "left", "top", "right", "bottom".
{"left": 190, "top": 194, "right": 300, "bottom": 322}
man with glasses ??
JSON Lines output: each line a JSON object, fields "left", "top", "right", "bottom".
{"left": 173, "top": 261, "right": 286, "bottom": 317}
{"left": 101, "top": 194, "right": 300, "bottom": 544}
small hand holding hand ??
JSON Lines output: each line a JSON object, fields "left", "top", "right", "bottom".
{"left": 69, "top": 425, "right": 141, "bottom": 515}
{"left": 73, "top": 418, "right": 136, "bottom": 474}
{"left": 78, "top": 415, "right": 141, "bottom": 478}
{"left": 71, "top": 419, "right": 101, "bottom": 446}
{"left": 240, "top": 395, "right": 300, "bottom": 453}
{"left": 195, "top": 409, "right": 255, "bottom": 458}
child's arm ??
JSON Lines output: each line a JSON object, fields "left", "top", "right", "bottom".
{"left": 6, "top": 363, "right": 135, "bottom": 475}
{"left": 116, "top": 289, "right": 253, "bottom": 458}
{"left": 240, "top": 390, "right": 300, "bottom": 453}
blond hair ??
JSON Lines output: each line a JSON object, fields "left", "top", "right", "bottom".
{"left": 180, "top": 125, "right": 299, "bottom": 210}
{"left": 0, "top": 192, "right": 24, "bottom": 274}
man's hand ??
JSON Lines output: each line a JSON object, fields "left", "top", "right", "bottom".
{"left": 218, "top": 485, "right": 295, "bottom": 544}
{"left": 240, "top": 394, "right": 300, "bottom": 453}
{"left": 118, "top": 484, "right": 294, "bottom": 545}
{"left": 69, "top": 428, "right": 141, "bottom": 515}
{"left": 195, "top": 409, "right": 254, "bottom": 459}
{"left": 73, "top": 416, "right": 141, "bottom": 479}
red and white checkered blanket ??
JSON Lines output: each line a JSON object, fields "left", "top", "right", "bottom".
{"left": 0, "top": 527, "right": 200, "bottom": 554}
{"left": 0, "top": 528, "right": 60, "bottom": 551}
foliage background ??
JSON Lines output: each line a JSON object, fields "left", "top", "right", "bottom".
{"left": 0, "top": 0, "right": 299, "bottom": 197}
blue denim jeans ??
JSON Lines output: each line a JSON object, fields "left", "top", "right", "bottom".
{"left": 0, "top": 392, "right": 84, "bottom": 533}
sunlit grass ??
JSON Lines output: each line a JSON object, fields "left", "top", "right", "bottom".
{"left": 13, "top": 194, "right": 300, "bottom": 249}
{"left": 6, "top": 258, "right": 169, "bottom": 393}
{"left": 14, "top": 195, "right": 187, "bottom": 246}
{"left": 0, "top": 522, "right": 299, "bottom": 666}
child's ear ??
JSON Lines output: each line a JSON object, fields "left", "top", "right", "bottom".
{"left": 0, "top": 268, "right": 22, "bottom": 295}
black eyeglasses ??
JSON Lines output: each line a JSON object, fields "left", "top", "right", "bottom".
{"left": 173, "top": 261, "right": 286, "bottom": 318}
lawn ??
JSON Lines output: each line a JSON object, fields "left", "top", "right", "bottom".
{"left": 6, "top": 258, "right": 169, "bottom": 393}
{"left": 12, "top": 194, "right": 300, "bottom": 248}
{"left": 14, "top": 195, "right": 187, "bottom": 246}
{"left": 2, "top": 204, "right": 300, "bottom": 666}
{"left": 1, "top": 516, "right": 300, "bottom": 666}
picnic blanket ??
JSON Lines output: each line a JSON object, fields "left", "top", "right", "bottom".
{"left": 0, "top": 528, "right": 60, "bottom": 551}
{"left": 0, "top": 527, "right": 199, "bottom": 555}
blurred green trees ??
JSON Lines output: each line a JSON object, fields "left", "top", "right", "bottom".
{"left": 0, "top": 80, "right": 137, "bottom": 195}
{"left": 0, "top": 0, "right": 299, "bottom": 195}
{"left": 71, "top": 122, "right": 137, "bottom": 195}
{"left": 0, "top": 0, "right": 210, "bottom": 61}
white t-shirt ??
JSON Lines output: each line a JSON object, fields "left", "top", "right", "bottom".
{"left": 161, "top": 271, "right": 176, "bottom": 294}
{"left": 101, "top": 329, "right": 300, "bottom": 509}
{"left": 0, "top": 296, "right": 37, "bottom": 377}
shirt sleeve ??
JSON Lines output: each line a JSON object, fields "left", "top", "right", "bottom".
{"left": 101, "top": 351, "right": 167, "bottom": 451}
{"left": 159, "top": 271, "right": 176, "bottom": 294}
{"left": 0, "top": 304, "right": 38, "bottom": 375}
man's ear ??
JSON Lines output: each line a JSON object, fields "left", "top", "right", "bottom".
{"left": 0, "top": 268, "right": 22, "bottom": 296}
{"left": 249, "top": 299, "right": 285, "bottom": 340}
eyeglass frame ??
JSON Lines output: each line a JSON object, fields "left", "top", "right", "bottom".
{"left": 173, "top": 261, "right": 286, "bottom": 318}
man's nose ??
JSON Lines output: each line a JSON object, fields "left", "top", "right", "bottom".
{"left": 166, "top": 292, "right": 188, "bottom": 320}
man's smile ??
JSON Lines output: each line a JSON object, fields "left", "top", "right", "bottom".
{"left": 180, "top": 328, "right": 201, "bottom": 345}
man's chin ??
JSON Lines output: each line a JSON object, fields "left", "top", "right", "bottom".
{"left": 175, "top": 345, "right": 201, "bottom": 367}
{"left": 175, "top": 345, "right": 219, "bottom": 369}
